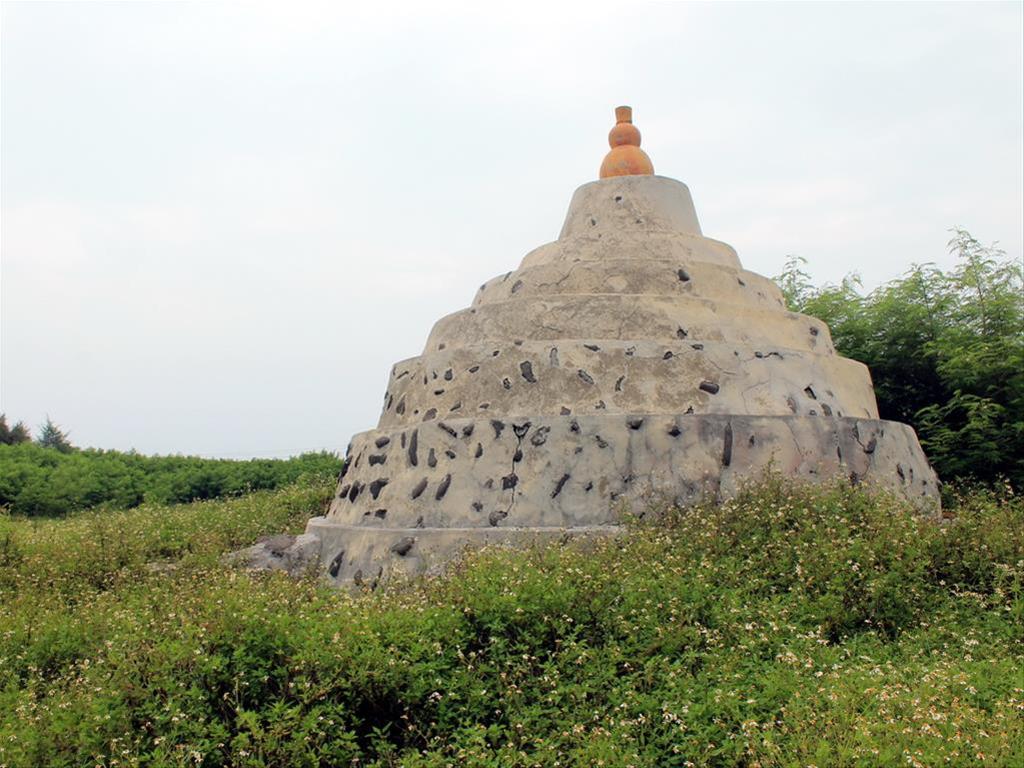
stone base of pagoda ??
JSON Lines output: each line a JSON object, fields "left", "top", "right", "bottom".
{"left": 311, "top": 413, "right": 938, "bottom": 585}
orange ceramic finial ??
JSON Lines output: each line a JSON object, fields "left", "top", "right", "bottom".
{"left": 599, "top": 105, "right": 654, "bottom": 179}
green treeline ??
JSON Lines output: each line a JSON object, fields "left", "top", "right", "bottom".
{"left": 0, "top": 443, "right": 341, "bottom": 517}
{"left": 778, "top": 228, "right": 1023, "bottom": 490}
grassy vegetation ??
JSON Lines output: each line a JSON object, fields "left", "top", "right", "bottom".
{"left": 1, "top": 476, "right": 1021, "bottom": 767}
{"left": 0, "top": 443, "right": 342, "bottom": 517}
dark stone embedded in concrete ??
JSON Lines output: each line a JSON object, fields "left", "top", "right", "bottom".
{"left": 369, "top": 479, "right": 389, "bottom": 500}
{"left": 520, "top": 361, "right": 537, "bottom": 382}
{"left": 410, "top": 478, "right": 428, "bottom": 499}
{"left": 578, "top": 369, "right": 595, "bottom": 385}
{"left": 427, "top": 448, "right": 437, "bottom": 468}
{"left": 699, "top": 381, "right": 720, "bottom": 395}
{"left": 552, "top": 473, "right": 570, "bottom": 498}
{"left": 375, "top": 436, "right": 391, "bottom": 449}
{"left": 328, "top": 550, "right": 345, "bottom": 578}
{"left": 435, "top": 474, "right": 452, "bottom": 500}
{"left": 408, "top": 429, "right": 419, "bottom": 466}
{"left": 389, "top": 536, "right": 413, "bottom": 557}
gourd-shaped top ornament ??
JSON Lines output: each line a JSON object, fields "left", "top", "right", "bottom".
{"left": 599, "top": 105, "right": 654, "bottom": 179}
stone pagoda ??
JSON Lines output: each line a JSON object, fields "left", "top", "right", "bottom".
{"left": 307, "top": 107, "right": 939, "bottom": 587}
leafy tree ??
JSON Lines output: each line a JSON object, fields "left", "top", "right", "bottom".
{"left": 0, "top": 415, "right": 31, "bottom": 446}
{"left": 778, "top": 230, "right": 1024, "bottom": 489}
{"left": 10, "top": 422, "right": 31, "bottom": 445}
{"left": 37, "top": 417, "right": 74, "bottom": 453}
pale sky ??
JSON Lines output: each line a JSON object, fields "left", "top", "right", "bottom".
{"left": 2, "top": 1, "right": 1021, "bottom": 457}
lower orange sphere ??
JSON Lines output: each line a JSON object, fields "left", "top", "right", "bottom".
{"left": 600, "top": 145, "right": 654, "bottom": 178}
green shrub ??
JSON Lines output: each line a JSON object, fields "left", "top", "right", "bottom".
{"left": 777, "top": 229, "right": 1024, "bottom": 490}
{"left": 1, "top": 478, "right": 1021, "bottom": 766}
{"left": 0, "top": 442, "right": 341, "bottom": 517}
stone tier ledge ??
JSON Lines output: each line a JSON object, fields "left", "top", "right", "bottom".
{"left": 559, "top": 175, "right": 705, "bottom": 238}
{"left": 471, "top": 258, "right": 786, "bottom": 310}
{"left": 378, "top": 339, "right": 877, "bottom": 428}
{"left": 304, "top": 520, "right": 623, "bottom": 587}
{"left": 424, "top": 295, "right": 836, "bottom": 354}
{"left": 520, "top": 230, "right": 740, "bottom": 270}
{"left": 328, "top": 414, "right": 938, "bottom": 532}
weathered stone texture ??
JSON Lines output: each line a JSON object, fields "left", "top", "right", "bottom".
{"left": 308, "top": 174, "right": 939, "bottom": 586}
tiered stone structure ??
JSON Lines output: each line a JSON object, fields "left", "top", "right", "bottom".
{"left": 307, "top": 108, "right": 939, "bottom": 587}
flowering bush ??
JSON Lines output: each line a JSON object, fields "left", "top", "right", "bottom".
{"left": 0, "top": 477, "right": 1021, "bottom": 766}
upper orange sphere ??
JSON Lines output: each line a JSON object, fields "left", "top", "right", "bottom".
{"left": 599, "top": 105, "right": 654, "bottom": 179}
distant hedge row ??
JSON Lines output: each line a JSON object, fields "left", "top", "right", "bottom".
{"left": 0, "top": 443, "right": 342, "bottom": 517}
